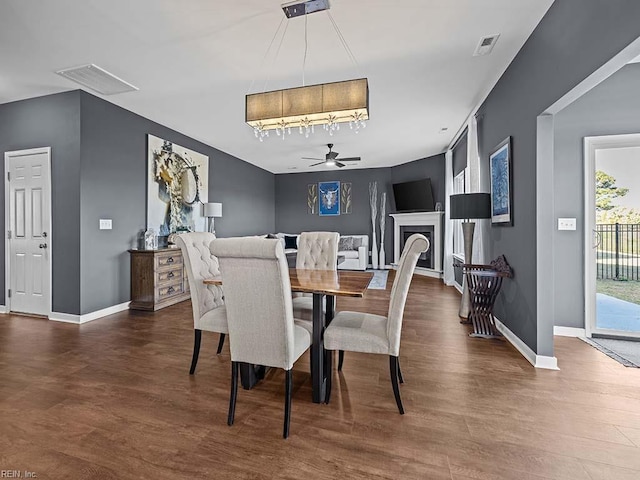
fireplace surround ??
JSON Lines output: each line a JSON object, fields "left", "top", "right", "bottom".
{"left": 390, "top": 212, "right": 443, "bottom": 278}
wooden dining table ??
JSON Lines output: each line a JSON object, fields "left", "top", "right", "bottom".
{"left": 204, "top": 268, "right": 373, "bottom": 403}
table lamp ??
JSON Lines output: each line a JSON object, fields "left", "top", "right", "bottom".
{"left": 203, "top": 202, "right": 222, "bottom": 234}
{"left": 450, "top": 193, "right": 491, "bottom": 319}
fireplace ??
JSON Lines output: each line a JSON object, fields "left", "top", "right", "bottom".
{"left": 390, "top": 212, "right": 443, "bottom": 278}
{"left": 400, "top": 226, "right": 433, "bottom": 268}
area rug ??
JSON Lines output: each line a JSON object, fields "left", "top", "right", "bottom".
{"left": 580, "top": 337, "right": 640, "bottom": 368}
{"left": 367, "top": 270, "right": 389, "bottom": 290}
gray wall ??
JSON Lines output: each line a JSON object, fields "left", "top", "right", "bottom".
{"left": 274, "top": 154, "right": 445, "bottom": 264}
{"left": 0, "top": 90, "right": 274, "bottom": 315}
{"left": 0, "top": 91, "right": 82, "bottom": 314}
{"left": 553, "top": 63, "right": 640, "bottom": 329}
{"left": 79, "top": 92, "right": 275, "bottom": 314}
{"left": 476, "top": 0, "right": 640, "bottom": 355}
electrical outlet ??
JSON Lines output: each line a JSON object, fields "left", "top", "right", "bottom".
{"left": 558, "top": 218, "right": 576, "bottom": 231}
{"left": 99, "top": 219, "right": 112, "bottom": 230}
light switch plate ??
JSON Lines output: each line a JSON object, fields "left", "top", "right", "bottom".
{"left": 99, "top": 219, "right": 112, "bottom": 230}
{"left": 558, "top": 218, "right": 576, "bottom": 231}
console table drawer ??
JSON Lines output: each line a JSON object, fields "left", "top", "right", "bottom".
{"left": 156, "top": 281, "right": 184, "bottom": 300}
{"left": 157, "top": 268, "right": 183, "bottom": 284}
{"left": 156, "top": 252, "right": 182, "bottom": 268}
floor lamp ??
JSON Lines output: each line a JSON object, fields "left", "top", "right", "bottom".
{"left": 203, "top": 202, "right": 222, "bottom": 235}
{"left": 450, "top": 193, "right": 491, "bottom": 319}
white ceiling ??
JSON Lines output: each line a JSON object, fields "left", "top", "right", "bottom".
{"left": 0, "top": 0, "right": 553, "bottom": 174}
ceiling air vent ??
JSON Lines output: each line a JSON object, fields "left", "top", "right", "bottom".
{"left": 55, "top": 64, "right": 138, "bottom": 95}
{"left": 473, "top": 34, "right": 500, "bottom": 56}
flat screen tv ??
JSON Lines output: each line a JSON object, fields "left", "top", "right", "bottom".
{"left": 392, "top": 178, "right": 435, "bottom": 212}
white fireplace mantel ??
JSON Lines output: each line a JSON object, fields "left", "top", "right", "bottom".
{"left": 390, "top": 212, "right": 444, "bottom": 278}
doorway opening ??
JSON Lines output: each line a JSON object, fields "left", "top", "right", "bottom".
{"left": 585, "top": 136, "right": 640, "bottom": 339}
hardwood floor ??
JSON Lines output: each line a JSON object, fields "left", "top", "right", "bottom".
{"left": 1, "top": 274, "right": 640, "bottom": 479}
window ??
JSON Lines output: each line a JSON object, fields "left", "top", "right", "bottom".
{"left": 453, "top": 169, "right": 466, "bottom": 258}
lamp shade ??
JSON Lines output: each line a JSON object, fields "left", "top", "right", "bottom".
{"left": 203, "top": 202, "right": 222, "bottom": 218}
{"left": 450, "top": 193, "right": 491, "bottom": 220}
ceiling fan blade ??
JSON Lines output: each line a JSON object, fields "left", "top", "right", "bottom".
{"left": 335, "top": 161, "right": 346, "bottom": 168}
{"left": 302, "top": 157, "right": 323, "bottom": 161}
{"left": 338, "top": 157, "right": 361, "bottom": 162}
{"left": 309, "top": 161, "right": 326, "bottom": 167}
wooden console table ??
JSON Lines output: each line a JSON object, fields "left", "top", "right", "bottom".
{"left": 128, "top": 248, "right": 190, "bottom": 311}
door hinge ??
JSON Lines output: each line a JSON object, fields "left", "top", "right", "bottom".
{"left": 7, "top": 231, "right": 11, "bottom": 240}
{"left": 8, "top": 289, "right": 11, "bottom": 298}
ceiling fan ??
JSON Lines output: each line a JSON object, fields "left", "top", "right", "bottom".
{"left": 303, "top": 144, "right": 361, "bottom": 168}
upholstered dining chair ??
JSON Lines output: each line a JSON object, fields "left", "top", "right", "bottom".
{"left": 323, "top": 233, "right": 429, "bottom": 414}
{"left": 175, "top": 233, "right": 227, "bottom": 375}
{"left": 210, "top": 236, "right": 311, "bottom": 439}
{"left": 292, "top": 231, "right": 340, "bottom": 323}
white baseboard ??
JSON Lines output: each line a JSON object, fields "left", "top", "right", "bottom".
{"left": 0, "top": 305, "right": 7, "bottom": 314}
{"left": 50, "top": 301, "right": 130, "bottom": 325}
{"left": 554, "top": 326, "right": 586, "bottom": 337}
{"left": 494, "top": 318, "right": 559, "bottom": 370}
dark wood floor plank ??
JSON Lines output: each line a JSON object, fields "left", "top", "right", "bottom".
{"left": 1, "top": 273, "right": 639, "bottom": 479}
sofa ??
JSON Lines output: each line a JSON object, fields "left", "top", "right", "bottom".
{"left": 274, "top": 233, "right": 369, "bottom": 271}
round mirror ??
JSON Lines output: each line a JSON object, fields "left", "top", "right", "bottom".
{"left": 180, "top": 167, "right": 200, "bottom": 205}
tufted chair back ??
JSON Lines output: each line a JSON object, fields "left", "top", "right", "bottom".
{"left": 175, "top": 233, "right": 225, "bottom": 329}
{"left": 210, "top": 237, "right": 300, "bottom": 370}
{"left": 296, "top": 232, "right": 340, "bottom": 270}
{"left": 386, "top": 234, "right": 429, "bottom": 356}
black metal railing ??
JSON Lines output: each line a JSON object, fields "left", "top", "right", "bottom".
{"left": 596, "top": 223, "right": 640, "bottom": 280}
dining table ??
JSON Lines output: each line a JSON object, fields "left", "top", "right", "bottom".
{"left": 204, "top": 268, "right": 373, "bottom": 403}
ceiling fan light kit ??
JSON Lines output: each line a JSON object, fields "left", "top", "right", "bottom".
{"left": 303, "top": 143, "right": 361, "bottom": 168}
{"left": 246, "top": 0, "right": 368, "bottom": 141}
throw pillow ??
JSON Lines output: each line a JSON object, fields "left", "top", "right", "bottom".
{"left": 351, "top": 237, "right": 363, "bottom": 249}
{"left": 338, "top": 236, "right": 354, "bottom": 251}
{"left": 284, "top": 235, "right": 298, "bottom": 249}
{"left": 266, "top": 233, "right": 278, "bottom": 239}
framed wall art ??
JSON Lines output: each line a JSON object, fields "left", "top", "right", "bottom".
{"left": 318, "top": 180, "right": 340, "bottom": 216}
{"left": 147, "top": 134, "right": 209, "bottom": 235}
{"left": 489, "top": 136, "right": 513, "bottom": 226}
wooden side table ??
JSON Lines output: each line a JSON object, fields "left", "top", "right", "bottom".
{"left": 128, "top": 248, "right": 190, "bottom": 311}
{"left": 463, "top": 263, "right": 512, "bottom": 338}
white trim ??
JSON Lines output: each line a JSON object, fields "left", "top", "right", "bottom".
{"left": 494, "top": 318, "right": 559, "bottom": 370}
{"left": 49, "top": 301, "right": 130, "bottom": 325}
{"left": 5, "top": 147, "right": 52, "bottom": 317}
{"left": 554, "top": 326, "right": 586, "bottom": 337}
{"left": 0, "top": 305, "right": 7, "bottom": 314}
{"left": 48, "top": 312, "right": 82, "bottom": 324}
{"left": 584, "top": 134, "right": 640, "bottom": 339}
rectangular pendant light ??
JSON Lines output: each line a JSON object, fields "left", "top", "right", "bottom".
{"left": 246, "top": 78, "right": 369, "bottom": 131}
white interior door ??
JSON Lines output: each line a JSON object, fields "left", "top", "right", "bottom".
{"left": 5, "top": 148, "right": 51, "bottom": 316}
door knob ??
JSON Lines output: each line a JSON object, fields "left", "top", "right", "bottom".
{"left": 39, "top": 243, "right": 48, "bottom": 249}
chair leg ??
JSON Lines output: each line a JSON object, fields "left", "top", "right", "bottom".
{"left": 397, "top": 358, "right": 404, "bottom": 384}
{"left": 228, "top": 361, "right": 239, "bottom": 426}
{"left": 325, "top": 350, "right": 333, "bottom": 404}
{"left": 189, "top": 329, "right": 202, "bottom": 374}
{"left": 389, "top": 356, "right": 405, "bottom": 415}
{"left": 216, "top": 333, "right": 226, "bottom": 354}
{"left": 338, "top": 350, "right": 344, "bottom": 371}
{"left": 283, "top": 369, "right": 293, "bottom": 439}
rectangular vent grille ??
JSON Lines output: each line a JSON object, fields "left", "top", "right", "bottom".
{"left": 56, "top": 64, "right": 138, "bottom": 95}
{"left": 473, "top": 34, "right": 500, "bottom": 56}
